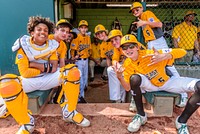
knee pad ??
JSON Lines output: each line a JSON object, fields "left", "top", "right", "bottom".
{"left": 60, "top": 64, "right": 80, "bottom": 84}
{"left": 130, "top": 74, "right": 141, "bottom": 87}
{"left": 0, "top": 74, "right": 30, "bottom": 124}
{"left": 194, "top": 81, "right": 200, "bottom": 94}
{"left": 0, "top": 74, "right": 22, "bottom": 101}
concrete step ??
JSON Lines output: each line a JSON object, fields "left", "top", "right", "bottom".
{"left": 39, "top": 103, "right": 156, "bottom": 117}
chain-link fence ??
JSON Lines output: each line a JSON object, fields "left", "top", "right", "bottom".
{"left": 144, "top": 1, "right": 200, "bottom": 64}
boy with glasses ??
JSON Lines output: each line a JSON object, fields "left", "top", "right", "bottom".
{"left": 129, "top": 2, "right": 188, "bottom": 107}
{"left": 114, "top": 34, "right": 200, "bottom": 134}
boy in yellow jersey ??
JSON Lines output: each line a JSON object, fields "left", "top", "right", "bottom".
{"left": 48, "top": 19, "right": 74, "bottom": 104}
{"left": 172, "top": 10, "right": 199, "bottom": 63}
{"left": 49, "top": 19, "right": 73, "bottom": 67}
{"left": 107, "top": 29, "right": 146, "bottom": 105}
{"left": 0, "top": 16, "right": 90, "bottom": 134}
{"left": 106, "top": 29, "right": 126, "bottom": 103}
{"left": 129, "top": 2, "right": 188, "bottom": 107}
{"left": 89, "top": 37, "right": 101, "bottom": 82}
{"left": 114, "top": 34, "right": 200, "bottom": 134}
{"left": 70, "top": 20, "right": 92, "bottom": 102}
{"left": 94, "top": 24, "right": 114, "bottom": 81}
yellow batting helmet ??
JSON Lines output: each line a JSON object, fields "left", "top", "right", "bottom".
{"left": 107, "top": 29, "right": 123, "bottom": 42}
{"left": 56, "top": 19, "right": 73, "bottom": 29}
{"left": 121, "top": 34, "right": 146, "bottom": 49}
{"left": 129, "top": 2, "right": 143, "bottom": 13}
{"left": 94, "top": 24, "right": 108, "bottom": 34}
{"left": 121, "top": 34, "right": 139, "bottom": 46}
{"left": 78, "top": 20, "right": 88, "bottom": 27}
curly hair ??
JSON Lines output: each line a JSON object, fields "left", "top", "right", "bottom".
{"left": 27, "top": 16, "right": 55, "bottom": 34}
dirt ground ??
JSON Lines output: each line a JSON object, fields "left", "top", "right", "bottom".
{"left": 0, "top": 74, "right": 200, "bottom": 134}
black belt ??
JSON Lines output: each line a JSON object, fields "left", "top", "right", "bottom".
{"left": 77, "top": 58, "right": 87, "bottom": 60}
{"left": 186, "top": 50, "right": 193, "bottom": 51}
{"left": 101, "top": 58, "right": 106, "bottom": 60}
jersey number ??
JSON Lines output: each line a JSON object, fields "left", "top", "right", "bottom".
{"left": 158, "top": 77, "right": 165, "bottom": 83}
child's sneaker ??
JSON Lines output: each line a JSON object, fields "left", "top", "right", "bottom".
{"left": 175, "top": 116, "right": 190, "bottom": 134}
{"left": 127, "top": 113, "right": 147, "bottom": 132}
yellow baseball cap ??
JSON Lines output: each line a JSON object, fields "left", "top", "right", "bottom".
{"left": 121, "top": 34, "right": 139, "bottom": 46}
{"left": 56, "top": 19, "right": 73, "bottom": 29}
{"left": 129, "top": 2, "right": 143, "bottom": 13}
{"left": 121, "top": 34, "right": 146, "bottom": 49}
{"left": 185, "top": 10, "right": 197, "bottom": 17}
{"left": 78, "top": 20, "right": 88, "bottom": 27}
{"left": 107, "top": 29, "right": 123, "bottom": 42}
{"left": 94, "top": 24, "right": 108, "bottom": 34}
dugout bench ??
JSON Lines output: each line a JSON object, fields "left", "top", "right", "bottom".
{"left": 27, "top": 89, "right": 53, "bottom": 114}
{"left": 126, "top": 91, "right": 181, "bottom": 117}
{"left": 143, "top": 91, "right": 181, "bottom": 117}
{"left": 125, "top": 65, "right": 200, "bottom": 117}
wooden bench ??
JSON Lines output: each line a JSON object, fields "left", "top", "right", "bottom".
{"left": 126, "top": 90, "right": 181, "bottom": 117}
{"left": 143, "top": 91, "right": 181, "bottom": 117}
{"left": 27, "top": 89, "right": 53, "bottom": 114}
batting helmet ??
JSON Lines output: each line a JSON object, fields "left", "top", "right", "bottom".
{"left": 120, "top": 34, "right": 139, "bottom": 46}
{"left": 107, "top": 29, "right": 123, "bottom": 42}
{"left": 129, "top": 2, "right": 143, "bottom": 13}
{"left": 56, "top": 19, "right": 73, "bottom": 29}
{"left": 78, "top": 20, "right": 88, "bottom": 27}
{"left": 94, "top": 24, "right": 108, "bottom": 34}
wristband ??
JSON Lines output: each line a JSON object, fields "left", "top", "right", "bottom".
{"left": 44, "top": 63, "right": 48, "bottom": 72}
{"left": 48, "top": 63, "right": 53, "bottom": 73}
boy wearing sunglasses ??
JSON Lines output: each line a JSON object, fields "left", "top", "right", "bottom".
{"left": 114, "top": 34, "right": 200, "bottom": 134}
{"left": 129, "top": 2, "right": 188, "bottom": 107}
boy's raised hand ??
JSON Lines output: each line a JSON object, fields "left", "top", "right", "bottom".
{"left": 142, "top": 47, "right": 164, "bottom": 66}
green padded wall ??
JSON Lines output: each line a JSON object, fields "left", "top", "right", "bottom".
{"left": 76, "top": 9, "right": 135, "bottom": 37}
{"left": 75, "top": 8, "right": 199, "bottom": 40}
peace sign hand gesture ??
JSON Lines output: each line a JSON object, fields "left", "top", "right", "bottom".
{"left": 112, "top": 62, "right": 125, "bottom": 79}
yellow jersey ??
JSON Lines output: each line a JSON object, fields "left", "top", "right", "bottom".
{"left": 91, "top": 42, "right": 101, "bottom": 59}
{"left": 140, "top": 10, "right": 164, "bottom": 42}
{"left": 99, "top": 41, "right": 114, "bottom": 58}
{"left": 48, "top": 34, "right": 67, "bottom": 59}
{"left": 112, "top": 47, "right": 126, "bottom": 64}
{"left": 172, "top": 22, "right": 197, "bottom": 50}
{"left": 15, "top": 41, "right": 58, "bottom": 78}
{"left": 70, "top": 33, "right": 91, "bottom": 58}
{"left": 123, "top": 49, "right": 186, "bottom": 87}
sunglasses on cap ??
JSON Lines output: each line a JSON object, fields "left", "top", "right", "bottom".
{"left": 121, "top": 43, "right": 137, "bottom": 50}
